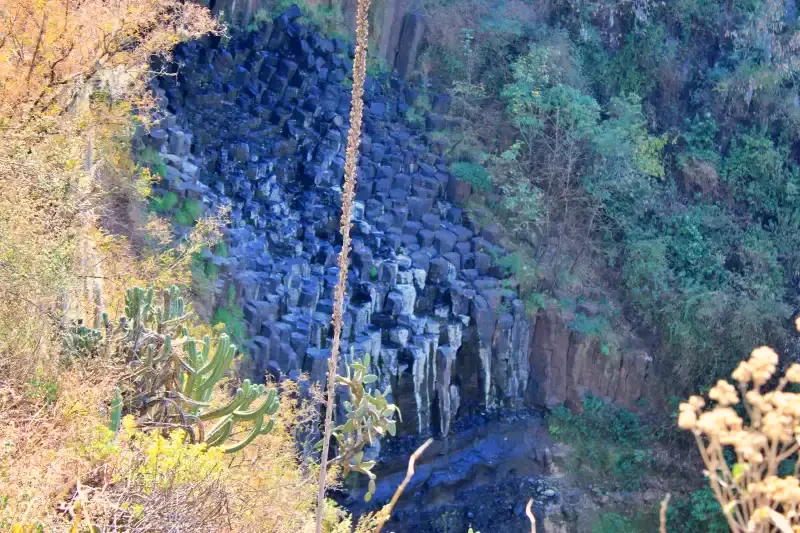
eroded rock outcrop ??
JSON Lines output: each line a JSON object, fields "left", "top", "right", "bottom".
{"left": 527, "top": 305, "right": 652, "bottom": 411}
{"left": 141, "top": 7, "right": 654, "bottom": 451}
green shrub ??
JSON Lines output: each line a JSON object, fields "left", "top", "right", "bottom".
{"left": 602, "top": 25, "right": 667, "bottom": 99}
{"left": 666, "top": 487, "right": 728, "bottom": 533}
{"left": 138, "top": 147, "right": 167, "bottom": 179}
{"left": 212, "top": 285, "right": 245, "bottom": 344}
{"left": 417, "top": 43, "right": 466, "bottom": 85}
{"left": 212, "top": 306, "right": 246, "bottom": 346}
{"left": 367, "top": 49, "right": 390, "bottom": 78}
{"left": 568, "top": 312, "right": 610, "bottom": 339}
{"left": 150, "top": 191, "right": 178, "bottom": 213}
{"left": 722, "top": 133, "right": 798, "bottom": 220}
{"left": 205, "top": 260, "right": 220, "bottom": 280}
{"left": 246, "top": 8, "right": 271, "bottom": 32}
{"left": 26, "top": 377, "right": 60, "bottom": 405}
{"left": 449, "top": 161, "right": 491, "bottom": 192}
{"left": 549, "top": 395, "right": 653, "bottom": 489}
{"left": 591, "top": 511, "right": 657, "bottom": 533}
{"left": 413, "top": 91, "right": 432, "bottom": 113}
{"left": 190, "top": 242, "right": 229, "bottom": 306}
{"left": 679, "top": 115, "right": 720, "bottom": 165}
{"left": 262, "top": 0, "right": 348, "bottom": 40}
{"left": 405, "top": 106, "right": 425, "bottom": 128}
{"left": 213, "top": 241, "right": 228, "bottom": 258}
{"left": 174, "top": 198, "right": 203, "bottom": 226}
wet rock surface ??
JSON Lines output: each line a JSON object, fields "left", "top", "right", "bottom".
{"left": 339, "top": 409, "right": 557, "bottom": 533}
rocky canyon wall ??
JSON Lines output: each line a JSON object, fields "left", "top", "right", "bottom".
{"left": 202, "top": 0, "right": 426, "bottom": 77}
{"left": 141, "top": 6, "right": 651, "bottom": 440}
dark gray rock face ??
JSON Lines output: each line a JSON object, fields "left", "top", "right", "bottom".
{"left": 144, "top": 9, "right": 534, "bottom": 440}
{"left": 209, "top": 1, "right": 427, "bottom": 80}
{"left": 393, "top": 12, "right": 425, "bottom": 77}
{"left": 345, "top": 411, "right": 552, "bottom": 533}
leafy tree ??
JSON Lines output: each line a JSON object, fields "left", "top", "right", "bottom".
{"left": 723, "top": 133, "right": 799, "bottom": 222}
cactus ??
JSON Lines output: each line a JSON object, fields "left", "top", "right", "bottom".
{"left": 109, "top": 387, "right": 123, "bottom": 432}
{"left": 125, "top": 286, "right": 155, "bottom": 333}
{"left": 177, "top": 335, "right": 280, "bottom": 453}
{"left": 180, "top": 334, "right": 236, "bottom": 407}
{"left": 200, "top": 381, "right": 280, "bottom": 453}
{"left": 61, "top": 321, "right": 103, "bottom": 358}
{"left": 157, "top": 285, "right": 187, "bottom": 333}
{"left": 316, "top": 354, "right": 400, "bottom": 502}
{"left": 68, "top": 284, "right": 279, "bottom": 453}
{"left": 124, "top": 285, "right": 188, "bottom": 336}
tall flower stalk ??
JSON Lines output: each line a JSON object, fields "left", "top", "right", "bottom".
{"left": 315, "top": 0, "right": 372, "bottom": 530}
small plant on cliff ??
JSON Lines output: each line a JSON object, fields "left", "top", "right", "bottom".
{"left": 150, "top": 191, "right": 179, "bottom": 214}
{"left": 667, "top": 487, "right": 729, "bottom": 533}
{"left": 212, "top": 284, "right": 246, "bottom": 344}
{"left": 138, "top": 147, "right": 168, "bottom": 179}
{"left": 263, "top": 0, "right": 349, "bottom": 40}
{"left": 174, "top": 198, "right": 204, "bottom": 226}
{"left": 450, "top": 161, "right": 492, "bottom": 192}
{"left": 678, "top": 325, "right": 800, "bottom": 532}
{"left": 405, "top": 106, "right": 425, "bottom": 128}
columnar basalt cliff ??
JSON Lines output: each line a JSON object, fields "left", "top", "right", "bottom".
{"left": 142, "top": 7, "right": 650, "bottom": 443}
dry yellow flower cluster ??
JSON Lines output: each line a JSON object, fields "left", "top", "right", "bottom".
{"left": 680, "top": 341, "right": 800, "bottom": 533}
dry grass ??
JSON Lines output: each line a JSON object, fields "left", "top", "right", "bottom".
{"left": 0, "top": 4, "right": 337, "bottom": 528}
{"left": 0, "top": 360, "right": 122, "bottom": 529}
{"left": 0, "top": 0, "right": 217, "bottom": 121}
{"left": 0, "top": 114, "right": 87, "bottom": 383}
{"left": 0, "top": 357, "right": 343, "bottom": 531}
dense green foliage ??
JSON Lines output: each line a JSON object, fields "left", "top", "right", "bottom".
{"left": 412, "top": 2, "right": 800, "bottom": 524}
{"left": 667, "top": 487, "right": 729, "bottom": 533}
{"left": 550, "top": 397, "right": 728, "bottom": 532}
{"left": 591, "top": 511, "right": 657, "bottom": 533}
{"left": 549, "top": 395, "right": 654, "bottom": 490}
{"left": 424, "top": 0, "right": 800, "bottom": 394}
